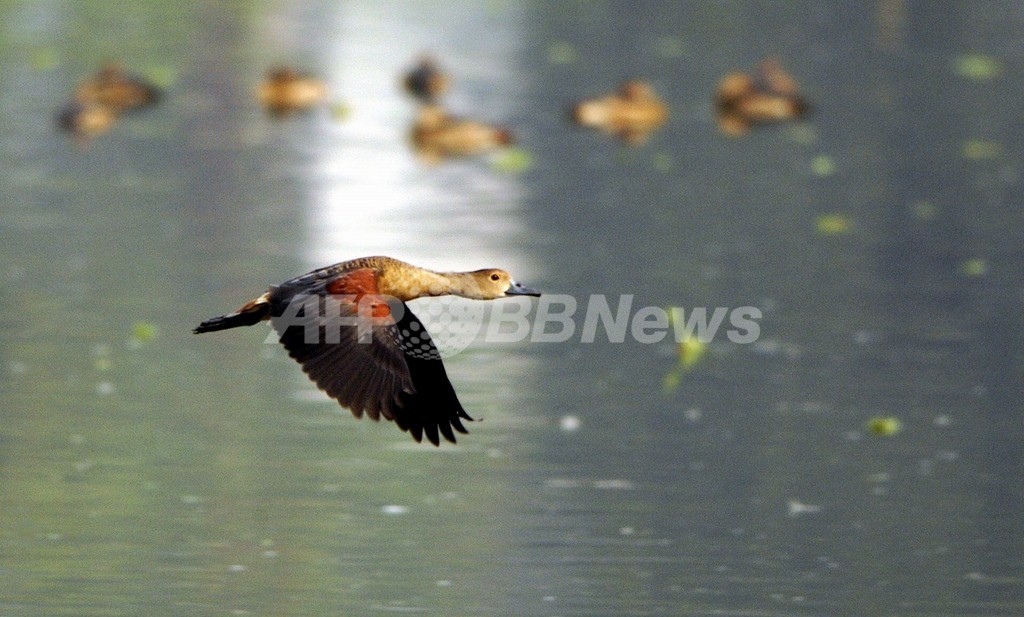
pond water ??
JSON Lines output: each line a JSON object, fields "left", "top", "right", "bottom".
{"left": 1, "top": 1, "right": 1022, "bottom": 615}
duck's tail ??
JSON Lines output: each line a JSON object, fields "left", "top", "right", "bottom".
{"left": 194, "top": 293, "right": 271, "bottom": 334}
{"left": 790, "top": 96, "right": 811, "bottom": 119}
{"left": 495, "top": 127, "right": 515, "bottom": 146}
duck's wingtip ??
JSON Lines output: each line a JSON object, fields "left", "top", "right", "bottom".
{"left": 451, "top": 413, "right": 472, "bottom": 435}
{"left": 423, "top": 423, "right": 441, "bottom": 446}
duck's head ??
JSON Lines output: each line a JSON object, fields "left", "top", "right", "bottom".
{"left": 716, "top": 72, "right": 754, "bottom": 103}
{"left": 621, "top": 79, "right": 654, "bottom": 100}
{"left": 464, "top": 269, "right": 541, "bottom": 299}
{"left": 97, "top": 61, "right": 125, "bottom": 81}
{"left": 267, "top": 66, "right": 298, "bottom": 83}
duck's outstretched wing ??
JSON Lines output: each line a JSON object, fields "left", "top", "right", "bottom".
{"left": 382, "top": 305, "right": 473, "bottom": 445}
{"left": 269, "top": 271, "right": 472, "bottom": 445}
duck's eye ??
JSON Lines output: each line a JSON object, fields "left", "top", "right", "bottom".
{"left": 490, "top": 273, "right": 500, "bottom": 282}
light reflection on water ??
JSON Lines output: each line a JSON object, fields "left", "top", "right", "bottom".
{"left": 298, "top": 1, "right": 536, "bottom": 272}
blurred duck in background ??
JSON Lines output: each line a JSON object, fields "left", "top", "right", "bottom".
{"left": 715, "top": 58, "right": 809, "bottom": 136}
{"left": 402, "top": 55, "right": 450, "bottom": 103}
{"left": 57, "top": 61, "right": 160, "bottom": 143}
{"left": 410, "top": 105, "right": 514, "bottom": 164}
{"left": 258, "top": 66, "right": 328, "bottom": 116}
{"left": 572, "top": 79, "right": 669, "bottom": 145}
{"left": 74, "top": 61, "right": 161, "bottom": 112}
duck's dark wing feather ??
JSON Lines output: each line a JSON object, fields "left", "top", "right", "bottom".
{"left": 268, "top": 277, "right": 472, "bottom": 445}
{"left": 384, "top": 309, "right": 473, "bottom": 445}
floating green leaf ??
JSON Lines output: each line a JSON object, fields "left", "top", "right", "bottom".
{"left": 492, "top": 147, "right": 534, "bottom": 174}
{"left": 677, "top": 335, "right": 707, "bottom": 371}
{"left": 131, "top": 321, "right": 159, "bottom": 344}
{"left": 816, "top": 213, "right": 852, "bottom": 236}
{"left": 960, "top": 258, "right": 988, "bottom": 277}
{"left": 811, "top": 155, "right": 836, "bottom": 177}
{"left": 962, "top": 139, "right": 1003, "bottom": 160}
{"left": 953, "top": 53, "right": 1002, "bottom": 81}
{"left": 330, "top": 101, "right": 352, "bottom": 121}
{"left": 866, "top": 416, "right": 902, "bottom": 436}
{"left": 662, "top": 366, "right": 682, "bottom": 394}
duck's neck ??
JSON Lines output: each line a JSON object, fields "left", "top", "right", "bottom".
{"left": 381, "top": 267, "right": 478, "bottom": 301}
{"left": 438, "top": 271, "right": 487, "bottom": 299}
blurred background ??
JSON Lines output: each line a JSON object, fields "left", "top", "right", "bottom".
{"left": 1, "top": 1, "right": 1022, "bottom": 615}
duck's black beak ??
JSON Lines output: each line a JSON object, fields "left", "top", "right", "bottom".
{"left": 506, "top": 280, "right": 541, "bottom": 297}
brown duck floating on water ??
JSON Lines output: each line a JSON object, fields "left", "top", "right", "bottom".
{"left": 258, "top": 67, "right": 328, "bottom": 116}
{"left": 715, "top": 58, "right": 809, "bottom": 136}
{"left": 572, "top": 79, "right": 669, "bottom": 145}
{"left": 58, "top": 62, "right": 160, "bottom": 142}
{"left": 410, "top": 105, "right": 514, "bottom": 164}
{"left": 194, "top": 256, "right": 541, "bottom": 446}
{"left": 402, "top": 55, "right": 450, "bottom": 103}
{"left": 73, "top": 62, "right": 161, "bottom": 113}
